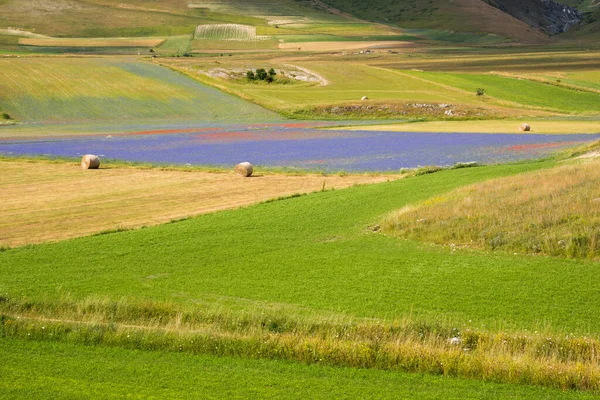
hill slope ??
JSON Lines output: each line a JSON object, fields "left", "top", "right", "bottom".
{"left": 323, "top": 0, "right": 598, "bottom": 42}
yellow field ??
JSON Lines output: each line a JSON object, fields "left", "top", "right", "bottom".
{"left": 0, "top": 160, "right": 395, "bottom": 247}
{"left": 19, "top": 37, "right": 165, "bottom": 47}
{"left": 339, "top": 120, "right": 600, "bottom": 134}
{"left": 279, "top": 41, "right": 407, "bottom": 51}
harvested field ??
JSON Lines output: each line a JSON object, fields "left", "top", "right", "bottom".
{"left": 19, "top": 37, "right": 165, "bottom": 47}
{"left": 279, "top": 41, "right": 407, "bottom": 51}
{"left": 0, "top": 160, "right": 394, "bottom": 247}
{"left": 341, "top": 120, "right": 600, "bottom": 134}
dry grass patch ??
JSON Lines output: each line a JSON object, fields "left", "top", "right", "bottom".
{"left": 340, "top": 120, "right": 600, "bottom": 134}
{"left": 0, "top": 160, "right": 395, "bottom": 247}
{"left": 383, "top": 159, "right": 600, "bottom": 259}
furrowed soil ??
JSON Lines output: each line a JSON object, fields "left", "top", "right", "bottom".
{"left": 0, "top": 160, "right": 395, "bottom": 247}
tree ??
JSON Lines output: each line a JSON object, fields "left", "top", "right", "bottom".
{"left": 246, "top": 70, "right": 256, "bottom": 80}
{"left": 255, "top": 68, "right": 268, "bottom": 80}
{"left": 268, "top": 68, "right": 276, "bottom": 77}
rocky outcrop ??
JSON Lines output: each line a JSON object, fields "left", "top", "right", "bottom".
{"left": 486, "top": 0, "right": 583, "bottom": 34}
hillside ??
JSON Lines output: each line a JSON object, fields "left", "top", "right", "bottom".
{"left": 322, "top": 0, "right": 599, "bottom": 42}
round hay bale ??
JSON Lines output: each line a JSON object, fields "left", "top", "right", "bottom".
{"left": 519, "top": 123, "right": 531, "bottom": 132}
{"left": 81, "top": 154, "right": 100, "bottom": 170}
{"left": 235, "top": 162, "right": 253, "bottom": 177}
{"left": 361, "top": 96, "right": 369, "bottom": 101}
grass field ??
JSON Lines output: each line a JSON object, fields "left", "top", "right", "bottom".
{"left": 384, "top": 158, "right": 600, "bottom": 259}
{"left": 5, "top": 339, "right": 597, "bottom": 399}
{"left": 0, "top": 0, "right": 261, "bottom": 38}
{"left": 0, "top": 58, "right": 280, "bottom": 122}
{"left": 5, "top": 159, "right": 600, "bottom": 334}
{"left": 4, "top": 158, "right": 600, "bottom": 390}
{"left": 18, "top": 37, "right": 165, "bottom": 47}
{"left": 160, "top": 51, "right": 600, "bottom": 118}
{"left": 0, "top": 159, "right": 392, "bottom": 247}
{"left": 1, "top": 0, "right": 600, "bottom": 394}
{"left": 402, "top": 70, "right": 600, "bottom": 114}
{"left": 154, "top": 35, "right": 192, "bottom": 55}
{"left": 162, "top": 59, "right": 495, "bottom": 115}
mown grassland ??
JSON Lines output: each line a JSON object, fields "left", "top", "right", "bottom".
{"left": 0, "top": 58, "right": 280, "bottom": 122}
{"left": 383, "top": 158, "right": 600, "bottom": 259}
{"left": 0, "top": 159, "right": 392, "bottom": 247}
{"left": 5, "top": 338, "right": 596, "bottom": 399}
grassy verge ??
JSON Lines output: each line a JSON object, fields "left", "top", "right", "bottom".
{"left": 3, "top": 338, "right": 597, "bottom": 399}
{"left": 1, "top": 295, "right": 600, "bottom": 390}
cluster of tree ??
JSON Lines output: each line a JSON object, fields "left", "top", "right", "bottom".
{"left": 247, "top": 68, "right": 277, "bottom": 83}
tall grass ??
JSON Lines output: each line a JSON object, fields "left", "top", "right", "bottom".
{"left": 383, "top": 158, "right": 600, "bottom": 259}
{"left": 1, "top": 296, "right": 599, "bottom": 391}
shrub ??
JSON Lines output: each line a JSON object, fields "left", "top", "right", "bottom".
{"left": 476, "top": 88, "right": 486, "bottom": 96}
{"left": 246, "top": 70, "right": 256, "bottom": 80}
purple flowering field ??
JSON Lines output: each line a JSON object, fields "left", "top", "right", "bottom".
{"left": 2, "top": 123, "right": 599, "bottom": 172}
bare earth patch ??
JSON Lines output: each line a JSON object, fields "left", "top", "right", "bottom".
{"left": 0, "top": 160, "right": 396, "bottom": 247}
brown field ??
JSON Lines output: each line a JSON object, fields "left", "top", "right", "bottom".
{"left": 279, "top": 41, "right": 408, "bottom": 52}
{"left": 19, "top": 37, "right": 165, "bottom": 47}
{"left": 0, "top": 160, "right": 396, "bottom": 247}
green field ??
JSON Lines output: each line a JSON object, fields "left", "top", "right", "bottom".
{"left": 4, "top": 160, "right": 599, "bottom": 333}
{"left": 2, "top": 0, "right": 600, "bottom": 395}
{"left": 2, "top": 338, "right": 598, "bottom": 399}
{"left": 3, "top": 159, "right": 600, "bottom": 392}
{"left": 0, "top": 58, "right": 280, "bottom": 122}
{"left": 161, "top": 54, "right": 600, "bottom": 119}
{"left": 402, "top": 70, "right": 600, "bottom": 114}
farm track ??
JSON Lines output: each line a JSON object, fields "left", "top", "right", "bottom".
{"left": 0, "top": 160, "right": 395, "bottom": 247}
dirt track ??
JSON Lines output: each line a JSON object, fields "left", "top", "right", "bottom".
{"left": 0, "top": 160, "right": 397, "bottom": 246}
